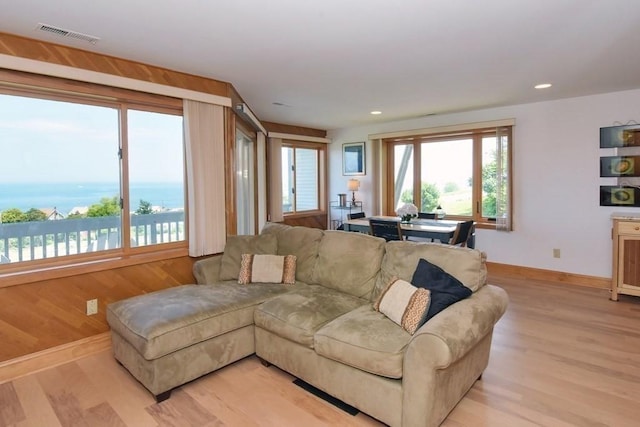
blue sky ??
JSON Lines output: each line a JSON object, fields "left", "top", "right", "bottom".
{"left": 0, "top": 93, "right": 184, "bottom": 183}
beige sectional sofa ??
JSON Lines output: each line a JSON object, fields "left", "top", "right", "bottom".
{"left": 106, "top": 222, "right": 508, "bottom": 427}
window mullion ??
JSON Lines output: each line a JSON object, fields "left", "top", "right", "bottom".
{"left": 291, "top": 147, "right": 297, "bottom": 213}
{"left": 120, "top": 106, "right": 132, "bottom": 251}
{"left": 413, "top": 142, "right": 421, "bottom": 206}
{"left": 472, "top": 134, "right": 483, "bottom": 221}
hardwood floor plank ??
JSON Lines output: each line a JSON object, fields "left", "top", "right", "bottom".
{"left": 45, "top": 388, "right": 91, "bottom": 427}
{"left": 55, "top": 362, "right": 107, "bottom": 411}
{"left": 85, "top": 402, "right": 127, "bottom": 427}
{"left": 0, "top": 381, "right": 26, "bottom": 426}
{"left": 184, "top": 373, "right": 262, "bottom": 427}
{"left": 75, "top": 351, "right": 158, "bottom": 427}
{"left": 443, "top": 394, "right": 548, "bottom": 427}
{"left": 12, "top": 375, "right": 62, "bottom": 427}
{"left": 146, "top": 388, "right": 215, "bottom": 427}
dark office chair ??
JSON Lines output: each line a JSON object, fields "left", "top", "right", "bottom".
{"left": 417, "top": 212, "right": 436, "bottom": 219}
{"left": 348, "top": 212, "right": 366, "bottom": 220}
{"left": 450, "top": 221, "right": 475, "bottom": 247}
{"left": 369, "top": 218, "right": 403, "bottom": 241}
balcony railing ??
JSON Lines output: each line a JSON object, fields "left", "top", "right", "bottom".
{"left": 0, "top": 211, "right": 185, "bottom": 264}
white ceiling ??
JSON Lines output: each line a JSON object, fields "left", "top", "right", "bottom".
{"left": 2, "top": 0, "right": 640, "bottom": 130}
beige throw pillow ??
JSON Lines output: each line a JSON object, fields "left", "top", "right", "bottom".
{"left": 374, "top": 278, "right": 431, "bottom": 335}
{"left": 238, "top": 254, "right": 297, "bottom": 285}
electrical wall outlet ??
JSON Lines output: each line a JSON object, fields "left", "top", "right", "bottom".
{"left": 86, "top": 299, "right": 98, "bottom": 315}
{"left": 553, "top": 248, "right": 561, "bottom": 258}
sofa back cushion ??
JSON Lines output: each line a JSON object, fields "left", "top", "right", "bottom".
{"left": 311, "top": 231, "right": 386, "bottom": 298}
{"left": 261, "top": 222, "right": 323, "bottom": 283}
{"left": 373, "top": 241, "right": 487, "bottom": 300}
{"left": 219, "top": 234, "right": 278, "bottom": 280}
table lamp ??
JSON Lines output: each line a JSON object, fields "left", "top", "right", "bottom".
{"left": 347, "top": 179, "right": 360, "bottom": 205}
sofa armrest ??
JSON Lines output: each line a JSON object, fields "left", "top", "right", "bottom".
{"left": 192, "top": 254, "right": 223, "bottom": 284}
{"left": 401, "top": 284, "right": 508, "bottom": 427}
{"left": 410, "top": 284, "right": 508, "bottom": 366}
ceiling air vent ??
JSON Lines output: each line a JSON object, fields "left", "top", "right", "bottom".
{"left": 36, "top": 23, "right": 100, "bottom": 44}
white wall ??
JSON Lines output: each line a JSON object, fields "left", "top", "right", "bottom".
{"left": 327, "top": 89, "right": 640, "bottom": 279}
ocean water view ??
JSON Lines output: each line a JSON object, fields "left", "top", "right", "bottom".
{"left": 0, "top": 182, "right": 184, "bottom": 216}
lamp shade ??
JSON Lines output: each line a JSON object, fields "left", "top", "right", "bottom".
{"left": 347, "top": 179, "right": 360, "bottom": 191}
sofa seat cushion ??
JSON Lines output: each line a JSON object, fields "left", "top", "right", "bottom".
{"left": 107, "top": 282, "right": 294, "bottom": 360}
{"left": 254, "top": 285, "right": 367, "bottom": 348}
{"left": 314, "top": 305, "right": 411, "bottom": 379}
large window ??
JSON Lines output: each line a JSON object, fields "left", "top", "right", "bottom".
{"left": 0, "top": 81, "right": 185, "bottom": 268}
{"left": 386, "top": 125, "right": 512, "bottom": 227}
{"left": 281, "top": 141, "right": 324, "bottom": 214}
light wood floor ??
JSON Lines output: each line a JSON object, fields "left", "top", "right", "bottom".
{"left": 1, "top": 275, "right": 639, "bottom": 427}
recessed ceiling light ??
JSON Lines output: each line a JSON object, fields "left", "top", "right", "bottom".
{"left": 534, "top": 83, "right": 552, "bottom": 89}
{"left": 370, "top": 111, "right": 382, "bottom": 115}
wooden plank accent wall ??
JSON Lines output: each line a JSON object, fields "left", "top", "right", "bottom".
{"left": 282, "top": 214, "right": 327, "bottom": 230}
{"left": 0, "top": 32, "right": 230, "bottom": 97}
{"left": 0, "top": 256, "right": 196, "bottom": 363}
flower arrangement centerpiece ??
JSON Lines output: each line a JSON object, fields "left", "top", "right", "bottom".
{"left": 397, "top": 203, "right": 418, "bottom": 223}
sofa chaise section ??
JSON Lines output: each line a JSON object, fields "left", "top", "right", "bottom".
{"left": 107, "top": 280, "right": 296, "bottom": 400}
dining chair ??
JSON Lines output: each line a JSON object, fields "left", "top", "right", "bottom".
{"left": 347, "top": 212, "right": 366, "bottom": 220}
{"left": 449, "top": 220, "right": 475, "bottom": 247}
{"left": 369, "top": 218, "right": 403, "bottom": 241}
{"left": 417, "top": 212, "right": 436, "bottom": 219}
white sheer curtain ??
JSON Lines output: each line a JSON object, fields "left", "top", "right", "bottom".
{"left": 495, "top": 126, "right": 512, "bottom": 231}
{"left": 183, "top": 100, "right": 226, "bottom": 256}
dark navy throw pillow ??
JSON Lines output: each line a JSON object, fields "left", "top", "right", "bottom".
{"left": 411, "top": 258, "right": 472, "bottom": 321}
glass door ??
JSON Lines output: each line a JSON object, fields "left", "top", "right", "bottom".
{"left": 236, "top": 127, "right": 256, "bottom": 235}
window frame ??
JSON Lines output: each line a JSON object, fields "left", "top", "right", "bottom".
{"left": 281, "top": 139, "right": 327, "bottom": 217}
{"left": 384, "top": 125, "right": 512, "bottom": 229}
{"left": 0, "top": 70, "right": 187, "bottom": 284}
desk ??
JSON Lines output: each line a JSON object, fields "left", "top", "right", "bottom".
{"left": 330, "top": 201, "right": 363, "bottom": 230}
{"left": 344, "top": 216, "right": 473, "bottom": 248}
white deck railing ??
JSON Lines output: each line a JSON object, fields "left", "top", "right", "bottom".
{"left": 0, "top": 211, "right": 185, "bottom": 263}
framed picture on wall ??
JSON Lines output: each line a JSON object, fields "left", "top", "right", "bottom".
{"left": 600, "top": 124, "right": 640, "bottom": 148}
{"left": 343, "top": 142, "right": 365, "bottom": 175}
{"left": 600, "top": 156, "right": 640, "bottom": 177}
{"left": 600, "top": 186, "right": 640, "bottom": 207}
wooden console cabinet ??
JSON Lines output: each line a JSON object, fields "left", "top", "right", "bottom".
{"left": 611, "top": 213, "right": 640, "bottom": 300}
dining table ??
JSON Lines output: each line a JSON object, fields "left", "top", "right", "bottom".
{"left": 343, "top": 216, "right": 474, "bottom": 248}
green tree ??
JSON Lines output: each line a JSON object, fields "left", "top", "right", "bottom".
{"left": 1, "top": 208, "right": 25, "bottom": 223}
{"left": 67, "top": 211, "right": 86, "bottom": 219}
{"left": 135, "top": 199, "right": 154, "bottom": 215}
{"left": 24, "top": 208, "right": 47, "bottom": 222}
{"left": 480, "top": 159, "right": 509, "bottom": 218}
{"left": 87, "top": 197, "right": 121, "bottom": 217}
{"left": 482, "top": 161, "right": 497, "bottom": 217}
{"left": 400, "top": 182, "right": 440, "bottom": 212}
{"left": 443, "top": 182, "right": 459, "bottom": 193}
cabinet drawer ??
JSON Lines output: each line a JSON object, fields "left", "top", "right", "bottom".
{"left": 618, "top": 221, "right": 640, "bottom": 235}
